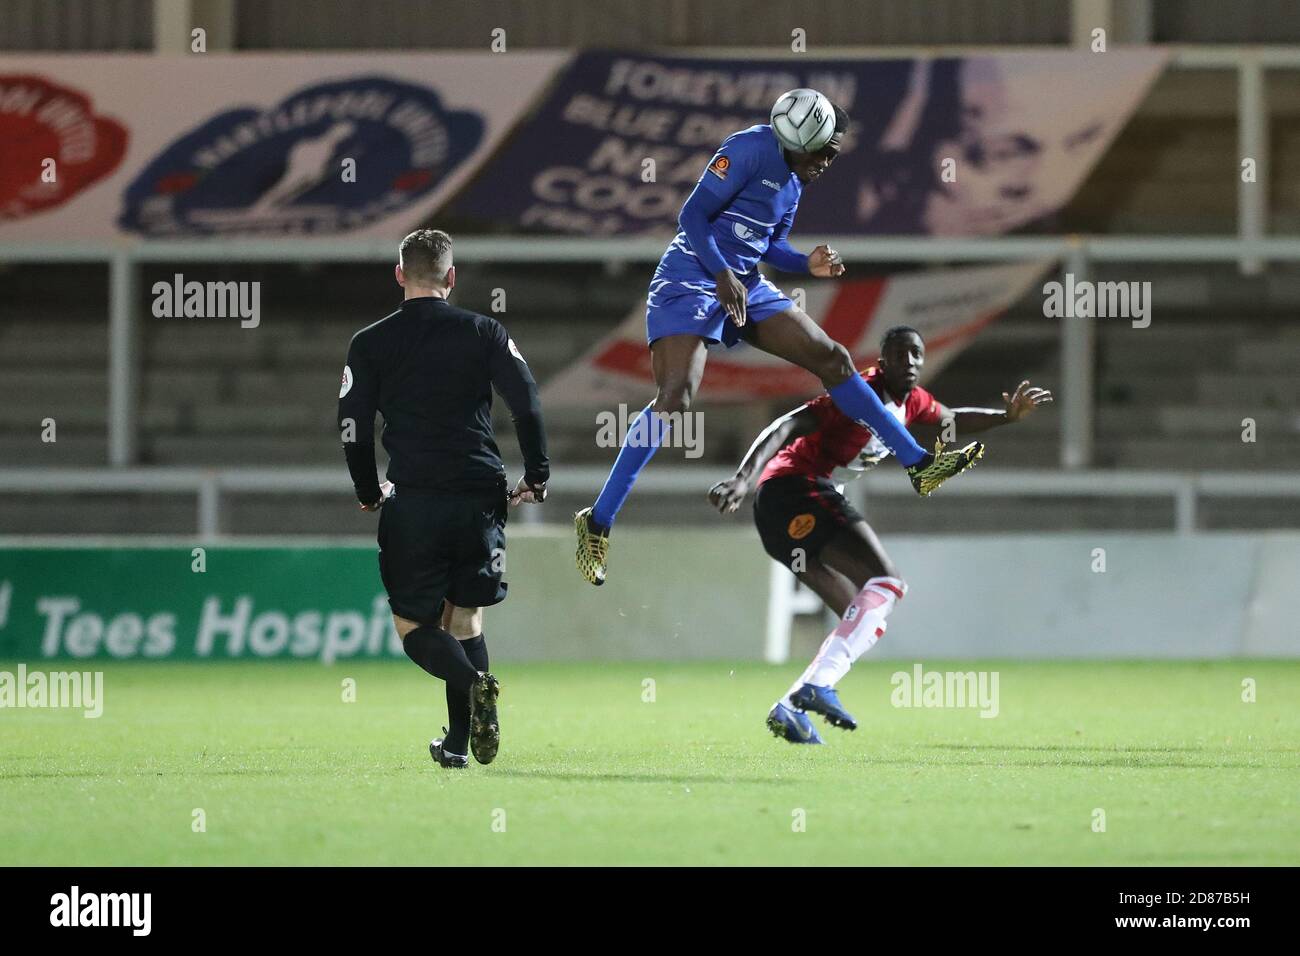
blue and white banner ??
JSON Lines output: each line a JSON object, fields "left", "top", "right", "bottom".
{"left": 0, "top": 53, "right": 566, "bottom": 240}
{"left": 447, "top": 49, "right": 1168, "bottom": 236}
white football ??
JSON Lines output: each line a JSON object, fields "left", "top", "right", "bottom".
{"left": 769, "top": 88, "right": 836, "bottom": 154}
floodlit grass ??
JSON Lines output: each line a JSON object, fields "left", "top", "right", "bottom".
{"left": 1, "top": 660, "right": 1295, "bottom": 865}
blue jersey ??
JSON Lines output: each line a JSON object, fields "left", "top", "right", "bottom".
{"left": 656, "top": 125, "right": 802, "bottom": 281}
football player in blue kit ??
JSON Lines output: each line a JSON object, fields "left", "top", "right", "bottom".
{"left": 575, "top": 92, "right": 984, "bottom": 585}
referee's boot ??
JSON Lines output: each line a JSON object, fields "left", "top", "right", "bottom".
{"left": 790, "top": 683, "right": 858, "bottom": 731}
{"left": 430, "top": 731, "right": 469, "bottom": 769}
{"left": 468, "top": 672, "right": 501, "bottom": 765}
{"left": 574, "top": 507, "right": 610, "bottom": 586}
{"left": 906, "top": 440, "right": 984, "bottom": 497}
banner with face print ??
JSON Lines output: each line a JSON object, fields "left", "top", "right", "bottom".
{"left": 540, "top": 260, "right": 1053, "bottom": 406}
{"left": 446, "top": 48, "right": 1168, "bottom": 236}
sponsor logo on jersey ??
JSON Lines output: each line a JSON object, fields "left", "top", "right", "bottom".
{"left": 0, "top": 75, "right": 127, "bottom": 221}
{"left": 706, "top": 154, "right": 730, "bottom": 180}
{"left": 119, "top": 77, "right": 483, "bottom": 237}
{"left": 762, "top": 179, "right": 783, "bottom": 190}
{"left": 732, "top": 220, "right": 761, "bottom": 243}
{"left": 787, "top": 513, "right": 816, "bottom": 540}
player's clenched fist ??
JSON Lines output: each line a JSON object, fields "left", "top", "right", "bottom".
{"left": 509, "top": 475, "right": 547, "bottom": 507}
{"left": 708, "top": 475, "right": 749, "bottom": 514}
{"left": 809, "top": 244, "right": 845, "bottom": 278}
{"left": 359, "top": 480, "right": 395, "bottom": 512}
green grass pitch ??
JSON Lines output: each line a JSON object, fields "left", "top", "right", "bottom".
{"left": 1, "top": 660, "right": 1296, "bottom": 866}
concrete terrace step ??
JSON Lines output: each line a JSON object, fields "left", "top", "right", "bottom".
{"left": 1096, "top": 405, "right": 1300, "bottom": 437}
{"left": 143, "top": 435, "right": 339, "bottom": 466}
{"left": 0, "top": 435, "right": 108, "bottom": 465}
{"left": 1098, "top": 437, "right": 1300, "bottom": 470}
{"left": 1197, "top": 372, "right": 1300, "bottom": 407}
{"left": 0, "top": 330, "right": 108, "bottom": 363}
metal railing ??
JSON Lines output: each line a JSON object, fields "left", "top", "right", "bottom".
{"left": 1, "top": 465, "right": 1297, "bottom": 540}
{"left": 4, "top": 234, "right": 1300, "bottom": 476}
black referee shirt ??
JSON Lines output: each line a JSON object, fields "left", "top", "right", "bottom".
{"left": 337, "top": 296, "right": 549, "bottom": 503}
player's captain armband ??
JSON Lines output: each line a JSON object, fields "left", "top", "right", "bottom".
{"left": 339, "top": 365, "right": 353, "bottom": 398}
{"left": 507, "top": 337, "right": 526, "bottom": 363}
{"left": 706, "top": 154, "right": 731, "bottom": 181}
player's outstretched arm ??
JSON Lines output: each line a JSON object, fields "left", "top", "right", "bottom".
{"left": 708, "top": 406, "right": 820, "bottom": 514}
{"left": 941, "top": 380, "right": 1054, "bottom": 435}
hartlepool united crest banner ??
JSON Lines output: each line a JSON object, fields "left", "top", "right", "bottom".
{"left": 0, "top": 53, "right": 566, "bottom": 240}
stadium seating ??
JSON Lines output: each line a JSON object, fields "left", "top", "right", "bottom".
{"left": 2, "top": 257, "right": 1298, "bottom": 535}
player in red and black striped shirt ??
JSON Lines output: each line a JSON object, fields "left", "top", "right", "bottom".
{"left": 708, "top": 326, "right": 1052, "bottom": 743}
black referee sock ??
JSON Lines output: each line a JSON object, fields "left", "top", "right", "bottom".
{"left": 402, "top": 625, "right": 478, "bottom": 693}
{"left": 444, "top": 635, "right": 488, "bottom": 757}
{"left": 461, "top": 634, "right": 489, "bottom": 673}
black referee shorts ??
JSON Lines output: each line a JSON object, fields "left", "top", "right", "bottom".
{"left": 377, "top": 483, "right": 509, "bottom": 625}
{"left": 753, "top": 474, "right": 864, "bottom": 570}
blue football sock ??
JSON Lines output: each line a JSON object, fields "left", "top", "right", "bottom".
{"left": 827, "top": 375, "right": 928, "bottom": 467}
{"left": 591, "top": 404, "right": 672, "bottom": 529}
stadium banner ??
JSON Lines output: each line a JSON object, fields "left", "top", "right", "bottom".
{"left": 0, "top": 547, "right": 396, "bottom": 662}
{"left": 445, "top": 48, "right": 1168, "bottom": 236}
{"left": 541, "top": 260, "right": 1052, "bottom": 406}
{"left": 0, "top": 532, "right": 774, "bottom": 662}
{"left": 0, "top": 52, "right": 566, "bottom": 240}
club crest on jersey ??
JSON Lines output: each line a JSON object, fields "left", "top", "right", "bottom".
{"left": 0, "top": 76, "right": 127, "bottom": 221}
{"left": 707, "top": 155, "right": 730, "bottom": 180}
{"left": 119, "top": 77, "right": 483, "bottom": 237}
{"left": 787, "top": 514, "right": 816, "bottom": 540}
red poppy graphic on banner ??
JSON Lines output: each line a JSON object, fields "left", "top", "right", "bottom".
{"left": 0, "top": 75, "right": 127, "bottom": 220}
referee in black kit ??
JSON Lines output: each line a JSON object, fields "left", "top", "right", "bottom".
{"left": 338, "top": 229, "right": 549, "bottom": 769}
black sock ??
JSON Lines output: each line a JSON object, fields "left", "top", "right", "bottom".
{"left": 460, "top": 634, "right": 489, "bottom": 673}
{"left": 402, "top": 625, "right": 478, "bottom": 692}
{"left": 444, "top": 635, "right": 488, "bottom": 756}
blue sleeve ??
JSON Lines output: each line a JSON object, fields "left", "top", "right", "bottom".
{"left": 762, "top": 204, "right": 808, "bottom": 273}
{"left": 763, "top": 238, "right": 808, "bottom": 273}
{"left": 678, "top": 183, "right": 730, "bottom": 276}
{"left": 680, "top": 136, "right": 756, "bottom": 276}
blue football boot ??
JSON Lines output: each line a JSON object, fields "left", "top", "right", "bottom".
{"left": 789, "top": 683, "right": 858, "bottom": 731}
{"left": 766, "top": 702, "right": 824, "bottom": 744}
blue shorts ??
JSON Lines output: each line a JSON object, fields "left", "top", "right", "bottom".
{"left": 645, "top": 270, "right": 793, "bottom": 347}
